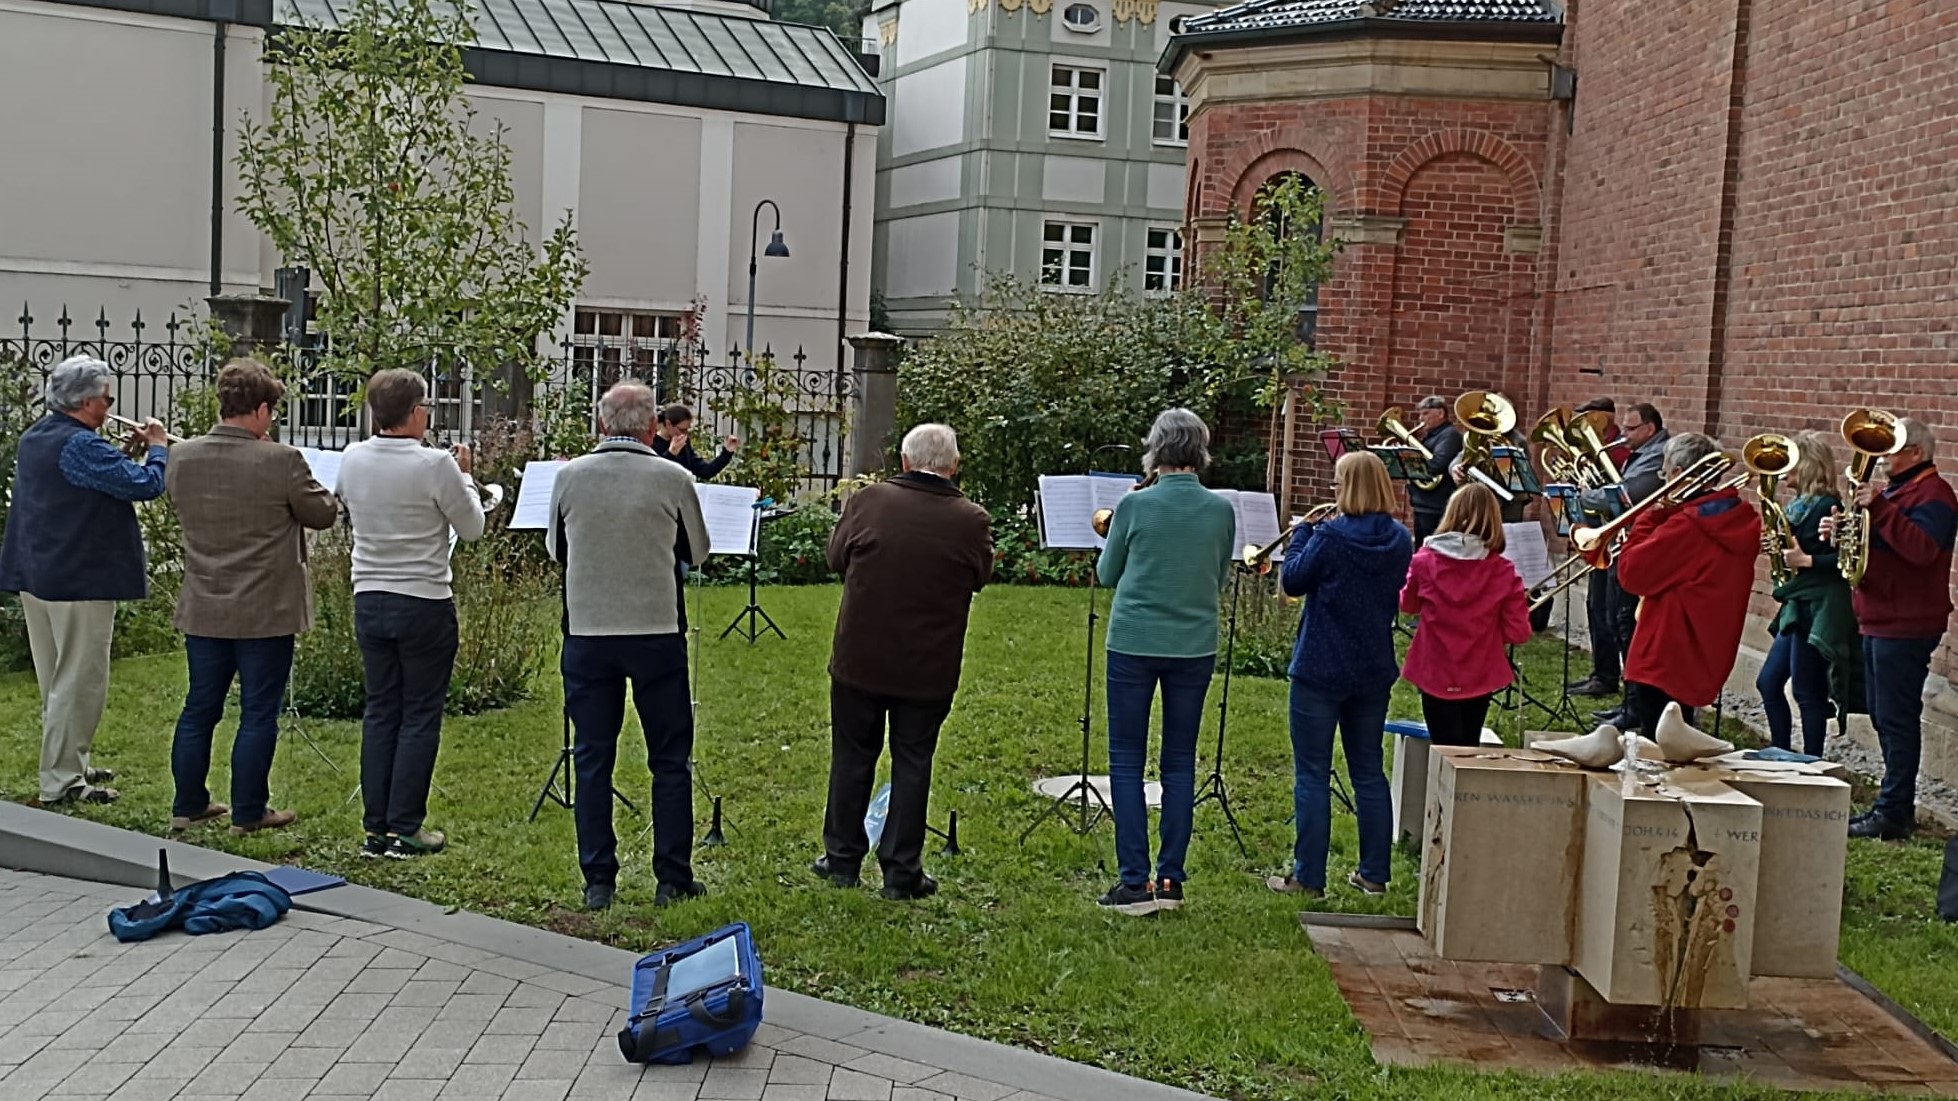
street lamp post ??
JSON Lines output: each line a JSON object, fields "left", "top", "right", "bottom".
{"left": 745, "top": 199, "right": 790, "bottom": 363}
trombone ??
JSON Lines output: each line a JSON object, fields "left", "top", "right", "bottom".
{"left": 1527, "top": 449, "right": 1738, "bottom": 611}
{"left": 105, "top": 412, "right": 186, "bottom": 459}
{"left": 1241, "top": 502, "right": 1337, "bottom": 574}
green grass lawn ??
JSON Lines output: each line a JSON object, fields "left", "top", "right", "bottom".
{"left": 4, "top": 584, "right": 1954, "bottom": 1100}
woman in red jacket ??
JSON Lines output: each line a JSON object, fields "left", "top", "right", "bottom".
{"left": 1399, "top": 484, "right": 1534, "bottom": 745}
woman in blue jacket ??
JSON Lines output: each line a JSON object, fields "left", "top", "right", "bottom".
{"left": 1267, "top": 451, "right": 1413, "bottom": 898}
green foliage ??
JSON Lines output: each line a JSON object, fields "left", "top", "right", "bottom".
{"left": 236, "top": 0, "right": 586, "bottom": 381}
{"left": 711, "top": 352, "right": 813, "bottom": 506}
{"left": 989, "top": 512, "right": 1095, "bottom": 587}
{"left": 773, "top": 0, "right": 860, "bottom": 39}
{"left": 1220, "top": 577, "right": 1301, "bottom": 679}
{"left": 0, "top": 351, "right": 36, "bottom": 673}
{"left": 897, "top": 179, "right": 1341, "bottom": 514}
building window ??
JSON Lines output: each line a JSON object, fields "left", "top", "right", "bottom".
{"left": 1144, "top": 227, "right": 1183, "bottom": 293}
{"left": 1040, "top": 220, "right": 1097, "bottom": 289}
{"left": 1049, "top": 64, "right": 1104, "bottom": 138}
{"left": 571, "top": 308, "right": 686, "bottom": 384}
{"left": 1061, "top": 2, "right": 1099, "bottom": 30}
{"left": 1153, "top": 75, "right": 1188, "bottom": 145}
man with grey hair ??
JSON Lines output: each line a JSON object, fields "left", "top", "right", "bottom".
{"left": 549, "top": 379, "right": 710, "bottom": 911}
{"left": 0, "top": 355, "right": 170, "bottom": 805}
{"left": 1408, "top": 395, "right": 1461, "bottom": 543}
{"left": 1615, "top": 430, "right": 1760, "bottom": 739}
{"left": 814, "top": 423, "right": 992, "bottom": 899}
{"left": 1820, "top": 416, "right": 1956, "bottom": 839}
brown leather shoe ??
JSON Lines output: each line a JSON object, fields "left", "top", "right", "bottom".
{"left": 230, "top": 809, "right": 298, "bottom": 836}
{"left": 170, "top": 803, "right": 230, "bottom": 833}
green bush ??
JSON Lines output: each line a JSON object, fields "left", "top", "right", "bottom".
{"left": 989, "top": 511, "right": 1094, "bottom": 587}
{"left": 1220, "top": 576, "right": 1301, "bottom": 679}
{"left": 0, "top": 352, "right": 35, "bottom": 672}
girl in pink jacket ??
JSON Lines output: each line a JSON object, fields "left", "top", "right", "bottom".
{"left": 1399, "top": 484, "right": 1534, "bottom": 745}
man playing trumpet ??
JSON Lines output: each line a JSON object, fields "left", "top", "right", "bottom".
{"left": 0, "top": 355, "right": 171, "bottom": 806}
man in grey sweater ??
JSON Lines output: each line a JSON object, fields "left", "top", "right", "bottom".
{"left": 548, "top": 379, "right": 710, "bottom": 912}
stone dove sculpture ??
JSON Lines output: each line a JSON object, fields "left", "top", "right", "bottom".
{"left": 1655, "top": 701, "right": 1734, "bottom": 763}
{"left": 1535, "top": 723, "right": 1627, "bottom": 770}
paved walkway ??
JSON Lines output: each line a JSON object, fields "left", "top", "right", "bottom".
{"left": 0, "top": 860, "right": 1196, "bottom": 1101}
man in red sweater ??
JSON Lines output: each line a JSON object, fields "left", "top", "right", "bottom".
{"left": 1822, "top": 418, "right": 1957, "bottom": 839}
{"left": 1616, "top": 432, "right": 1762, "bottom": 739}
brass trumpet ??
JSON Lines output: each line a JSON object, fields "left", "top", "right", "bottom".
{"left": 1837, "top": 407, "right": 1903, "bottom": 588}
{"left": 105, "top": 412, "right": 186, "bottom": 459}
{"left": 1742, "top": 432, "right": 1801, "bottom": 587}
{"left": 1090, "top": 470, "right": 1157, "bottom": 538}
{"left": 1241, "top": 502, "right": 1337, "bottom": 574}
{"left": 1528, "top": 449, "right": 1737, "bottom": 611}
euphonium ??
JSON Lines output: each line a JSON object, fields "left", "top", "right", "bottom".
{"left": 1454, "top": 390, "right": 1517, "bottom": 495}
{"left": 1242, "top": 502, "right": 1337, "bottom": 574}
{"left": 1090, "top": 470, "right": 1157, "bottom": 537}
{"left": 1377, "top": 406, "right": 1444, "bottom": 492}
{"left": 1837, "top": 407, "right": 1903, "bottom": 588}
{"left": 1741, "top": 432, "right": 1801, "bottom": 587}
{"left": 1530, "top": 407, "right": 1584, "bottom": 486}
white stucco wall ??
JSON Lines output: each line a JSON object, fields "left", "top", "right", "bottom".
{"left": 890, "top": 57, "right": 967, "bottom": 158}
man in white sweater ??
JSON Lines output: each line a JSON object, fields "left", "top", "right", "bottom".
{"left": 548, "top": 379, "right": 709, "bottom": 912}
{"left": 336, "top": 369, "right": 486, "bottom": 860}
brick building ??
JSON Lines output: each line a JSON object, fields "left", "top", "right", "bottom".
{"left": 1165, "top": 1, "right": 1958, "bottom": 776}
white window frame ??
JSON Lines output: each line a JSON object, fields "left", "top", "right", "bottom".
{"left": 1144, "top": 226, "right": 1183, "bottom": 295}
{"left": 1060, "top": 2, "right": 1100, "bottom": 31}
{"left": 1039, "top": 218, "right": 1099, "bottom": 292}
{"left": 1153, "top": 75, "right": 1189, "bottom": 146}
{"left": 1049, "top": 63, "right": 1106, "bottom": 141}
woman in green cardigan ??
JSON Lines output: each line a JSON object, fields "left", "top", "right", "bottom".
{"left": 1757, "top": 429, "right": 1862, "bottom": 755}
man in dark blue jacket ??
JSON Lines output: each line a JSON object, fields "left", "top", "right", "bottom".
{"left": 0, "top": 356, "right": 170, "bottom": 805}
{"left": 651, "top": 405, "right": 740, "bottom": 481}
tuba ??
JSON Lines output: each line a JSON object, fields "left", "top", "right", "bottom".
{"left": 1377, "top": 407, "right": 1444, "bottom": 492}
{"left": 1090, "top": 470, "right": 1157, "bottom": 537}
{"left": 1836, "top": 408, "right": 1903, "bottom": 588}
{"left": 1742, "top": 433, "right": 1801, "bottom": 587}
{"left": 1454, "top": 391, "right": 1517, "bottom": 498}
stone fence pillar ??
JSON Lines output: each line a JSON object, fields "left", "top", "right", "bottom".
{"left": 205, "top": 294, "right": 291, "bottom": 362}
{"left": 846, "top": 332, "right": 904, "bottom": 477}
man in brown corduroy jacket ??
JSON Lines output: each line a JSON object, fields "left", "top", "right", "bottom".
{"left": 814, "top": 423, "right": 992, "bottom": 900}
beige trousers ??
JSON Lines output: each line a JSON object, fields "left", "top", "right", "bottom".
{"left": 20, "top": 594, "right": 116, "bottom": 802}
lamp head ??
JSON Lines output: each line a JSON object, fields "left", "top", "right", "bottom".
{"left": 764, "top": 230, "right": 789, "bottom": 258}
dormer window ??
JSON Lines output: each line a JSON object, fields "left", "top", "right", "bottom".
{"left": 1062, "top": 3, "right": 1100, "bottom": 31}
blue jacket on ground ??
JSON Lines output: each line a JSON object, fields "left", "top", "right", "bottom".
{"left": 1281, "top": 511, "right": 1414, "bottom": 693}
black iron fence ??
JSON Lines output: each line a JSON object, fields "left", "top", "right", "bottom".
{"left": 3, "top": 306, "right": 854, "bottom": 492}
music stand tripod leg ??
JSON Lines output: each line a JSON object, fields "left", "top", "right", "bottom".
{"left": 1021, "top": 575, "right": 1112, "bottom": 843}
{"left": 529, "top": 710, "right": 576, "bottom": 822}
{"left": 1193, "top": 566, "right": 1249, "bottom": 857}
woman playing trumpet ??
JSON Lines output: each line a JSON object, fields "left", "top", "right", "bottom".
{"left": 1267, "top": 450, "right": 1411, "bottom": 899}
{"left": 1093, "top": 409, "right": 1236, "bottom": 916}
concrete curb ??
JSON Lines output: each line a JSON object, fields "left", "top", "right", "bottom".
{"left": 0, "top": 801, "right": 1213, "bottom": 1101}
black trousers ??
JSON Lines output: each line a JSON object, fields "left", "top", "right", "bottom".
{"left": 823, "top": 680, "right": 951, "bottom": 889}
{"left": 1421, "top": 692, "right": 1494, "bottom": 747}
{"left": 1586, "top": 570, "right": 1621, "bottom": 683}
{"left": 563, "top": 633, "right": 693, "bottom": 889}
{"left": 354, "top": 592, "right": 458, "bottom": 837}
{"left": 1628, "top": 681, "right": 1696, "bottom": 740}
{"left": 1412, "top": 509, "right": 1443, "bottom": 545}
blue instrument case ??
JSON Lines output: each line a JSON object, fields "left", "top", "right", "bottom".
{"left": 618, "top": 921, "right": 764, "bottom": 1065}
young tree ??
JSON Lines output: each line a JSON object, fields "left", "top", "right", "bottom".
{"left": 236, "top": 0, "right": 585, "bottom": 380}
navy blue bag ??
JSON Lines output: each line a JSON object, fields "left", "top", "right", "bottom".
{"left": 618, "top": 922, "right": 764, "bottom": 1065}
{"left": 108, "top": 871, "right": 292, "bottom": 943}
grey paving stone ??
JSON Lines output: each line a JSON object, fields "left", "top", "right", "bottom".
{"left": 215, "top": 1032, "right": 296, "bottom": 1065}
{"left": 11, "top": 1047, "right": 92, "bottom": 1083}
{"left": 500, "top": 1080, "right": 574, "bottom": 1101}
{"left": 907, "top": 1074, "right": 1014, "bottom": 1101}
{"left": 265, "top": 1045, "right": 346, "bottom": 1079}
{"left": 393, "top": 981, "right": 463, "bottom": 1008}
{"left": 634, "top": 1063, "right": 707, "bottom": 1084}
{"left": 504, "top": 986, "right": 567, "bottom": 1012}
{"left": 169, "top": 1019, "right": 251, "bottom": 1050}
{"left": 231, "top": 967, "right": 308, "bottom": 996}
{"left": 107, "top": 1074, "right": 190, "bottom": 1101}
{"left": 340, "top": 1028, "right": 417, "bottom": 1064}
{"left": 756, "top": 1087, "right": 825, "bottom": 1101}
{"left": 529, "top": 973, "right": 610, "bottom": 999}
{"left": 369, "top": 949, "right": 429, "bottom": 971}
{"left": 552, "top": 997, "right": 618, "bottom": 1024}
{"left": 825, "top": 1069, "right": 893, "bottom": 1101}
{"left": 94, "top": 1032, "right": 173, "bottom": 1064}
{"left": 459, "top": 973, "right": 519, "bottom": 998}
{"left": 412, "top": 959, "right": 470, "bottom": 982}
{"left": 391, "top": 1045, "right": 469, "bottom": 1080}
{"left": 371, "top": 1082, "right": 444, "bottom": 1101}
{"left": 0, "top": 1029, "right": 54, "bottom": 1064}
{"left": 319, "top": 992, "right": 394, "bottom": 1019}
{"left": 240, "top": 1075, "right": 318, "bottom": 1101}
{"left": 437, "top": 1062, "right": 519, "bottom": 1099}
{"left": 292, "top": 1017, "right": 371, "bottom": 1049}
{"left": 344, "top": 968, "right": 416, "bottom": 995}
{"left": 888, "top": 1090, "right": 952, "bottom": 1101}
{"left": 563, "top": 1062, "right": 640, "bottom": 1101}
{"left": 628, "top": 1084, "right": 700, "bottom": 1101}
{"left": 996, "top": 1093, "right": 1066, "bottom": 1101}
{"left": 184, "top": 1060, "right": 267, "bottom": 1096}
{"left": 466, "top": 1033, "right": 539, "bottom": 1065}
{"left": 710, "top": 1046, "right": 773, "bottom": 1071}
{"left": 697, "top": 1067, "right": 769, "bottom": 1101}
{"left": 536, "top": 1021, "right": 607, "bottom": 1051}
{"left": 13, "top": 1011, "right": 89, "bottom": 1039}
{"left": 205, "top": 992, "right": 281, "bottom": 1020}
{"left": 770, "top": 1037, "right": 871, "bottom": 1068}
{"left": 486, "top": 1008, "right": 555, "bottom": 1036}
{"left": 515, "top": 1048, "right": 591, "bottom": 1081}
{"left": 438, "top": 993, "right": 510, "bottom": 1022}
{"left": 47, "top": 1058, "right": 140, "bottom": 1094}
{"left": 143, "top": 1045, "right": 228, "bottom": 1080}
{"left": 761, "top": 1055, "right": 827, "bottom": 1086}
{"left": 840, "top": 1056, "right": 937, "bottom": 1087}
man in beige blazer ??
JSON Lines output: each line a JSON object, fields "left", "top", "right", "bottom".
{"left": 165, "top": 359, "right": 338, "bottom": 836}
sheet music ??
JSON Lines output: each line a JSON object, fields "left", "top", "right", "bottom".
{"left": 1232, "top": 490, "right": 1281, "bottom": 553}
{"left": 697, "top": 484, "right": 763, "bottom": 556}
{"left": 1036, "top": 473, "right": 1137, "bottom": 550}
{"left": 508, "top": 460, "right": 567, "bottom": 529}
{"left": 1502, "top": 521, "right": 1553, "bottom": 590}
{"left": 296, "top": 447, "right": 342, "bottom": 493}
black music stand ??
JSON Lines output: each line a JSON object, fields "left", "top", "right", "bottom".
{"left": 722, "top": 505, "right": 789, "bottom": 644}
{"left": 1194, "top": 565, "right": 1251, "bottom": 857}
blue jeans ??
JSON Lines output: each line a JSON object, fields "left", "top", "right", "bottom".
{"left": 1757, "top": 630, "right": 1832, "bottom": 756}
{"left": 171, "top": 635, "right": 295, "bottom": 825}
{"left": 1865, "top": 634, "right": 1940, "bottom": 824}
{"left": 563, "top": 633, "right": 694, "bottom": 888}
{"left": 1289, "top": 678, "right": 1393, "bottom": 890}
{"left": 1105, "top": 650, "right": 1214, "bottom": 888}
